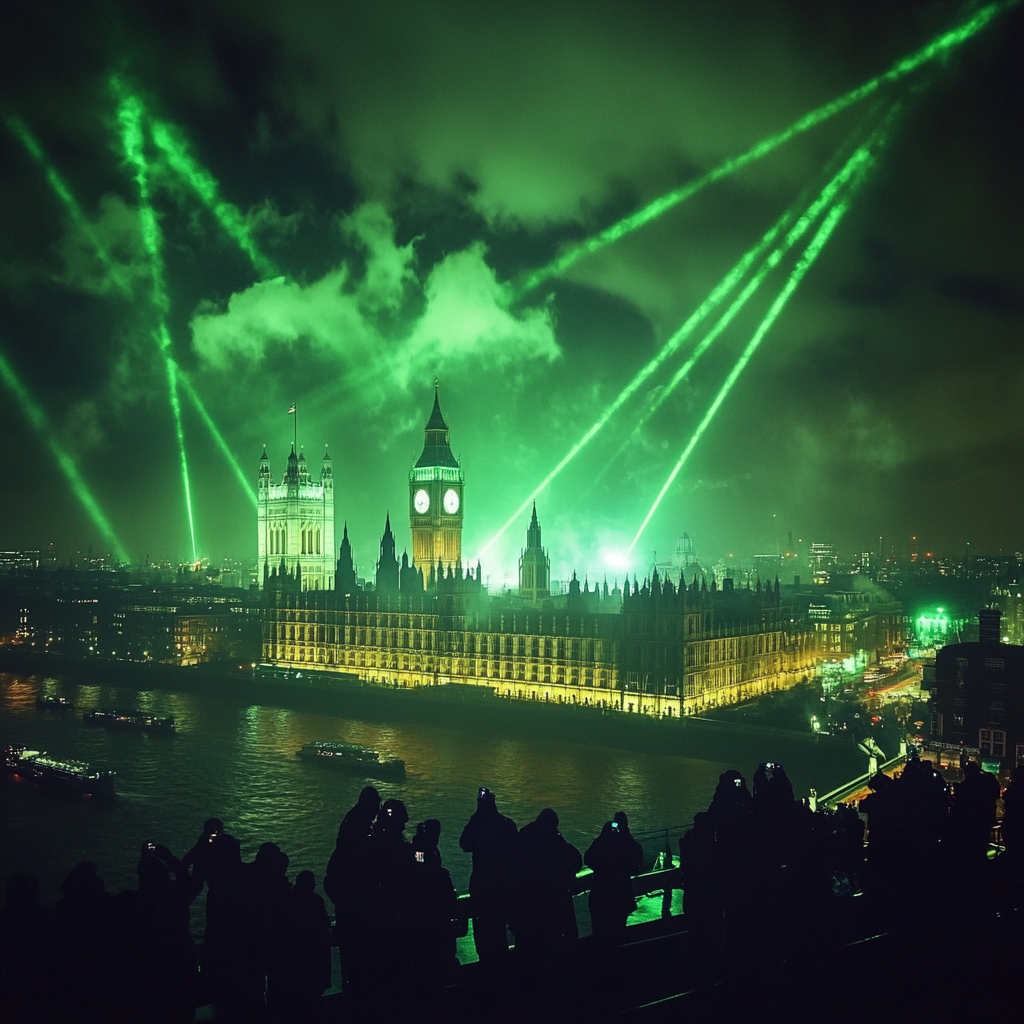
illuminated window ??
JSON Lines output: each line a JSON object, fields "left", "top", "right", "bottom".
{"left": 979, "top": 728, "right": 1006, "bottom": 758}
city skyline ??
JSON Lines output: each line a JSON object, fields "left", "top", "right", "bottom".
{"left": 1, "top": 1, "right": 1021, "bottom": 576}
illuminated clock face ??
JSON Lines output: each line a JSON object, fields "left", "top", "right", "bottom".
{"left": 443, "top": 488, "right": 460, "bottom": 514}
{"left": 414, "top": 489, "right": 430, "bottom": 514}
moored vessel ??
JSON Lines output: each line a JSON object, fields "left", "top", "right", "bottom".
{"left": 298, "top": 740, "right": 405, "bottom": 777}
{"left": 4, "top": 745, "right": 116, "bottom": 797}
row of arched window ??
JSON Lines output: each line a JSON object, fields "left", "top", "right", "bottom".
{"left": 268, "top": 526, "right": 322, "bottom": 556}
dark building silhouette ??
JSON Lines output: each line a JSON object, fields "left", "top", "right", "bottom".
{"left": 375, "top": 514, "right": 400, "bottom": 601}
{"left": 932, "top": 608, "right": 1024, "bottom": 767}
{"left": 519, "top": 502, "right": 550, "bottom": 605}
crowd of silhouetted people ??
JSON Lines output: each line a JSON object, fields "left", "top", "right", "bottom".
{"left": 3, "top": 756, "right": 1022, "bottom": 1021}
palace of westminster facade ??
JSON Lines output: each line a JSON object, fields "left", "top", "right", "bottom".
{"left": 259, "top": 388, "right": 896, "bottom": 716}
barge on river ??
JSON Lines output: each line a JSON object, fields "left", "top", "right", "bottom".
{"left": 83, "top": 709, "right": 175, "bottom": 734}
{"left": 3, "top": 745, "right": 116, "bottom": 798}
{"left": 298, "top": 740, "right": 405, "bottom": 778}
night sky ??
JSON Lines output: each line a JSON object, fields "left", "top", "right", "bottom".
{"left": 1, "top": 0, "right": 1021, "bottom": 582}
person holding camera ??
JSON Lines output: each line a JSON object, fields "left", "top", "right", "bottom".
{"left": 584, "top": 811, "right": 644, "bottom": 951}
{"left": 459, "top": 786, "right": 518, "bottom": 968}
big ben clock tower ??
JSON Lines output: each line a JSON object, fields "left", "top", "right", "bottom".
{"left": 410, "top": 382, "right": 464, "bottom": 572}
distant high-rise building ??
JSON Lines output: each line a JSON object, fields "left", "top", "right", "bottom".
{"left": 809, "top": 542, "right": 837, "bottom": 585}
{"left": 257, "top": 443, "right": 335, "bottom": 591}
{"left": 519, "top": 503, "right": 550, "bottom": 604}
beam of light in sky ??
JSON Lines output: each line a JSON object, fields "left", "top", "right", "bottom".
{"left": 163, "top": 341, "right": 198, "bottom": 561}
{"left": 177, "top": 369, "right": 258, "bottom": 508}
{"left": 627, "top": 197, "right": 860, "bottom": 555}
{"left": 6, "top": 116, "right": 132, "bottom": 297}
{"left": 113, "top": 79, "right": 198, "bottom": 561}
{"left": 148, "top": 117, "right": 277, "bottom": 280}
{"left": 479, "top": 133, "right": 872, "bottom": 559}
{"left": 514, "top": 0, "right": 1012, "bottom": 298}
{"left": 0, "top": 344, "right": 130, "bottom": 563}
{"left": 599, "top": 103, "right": 904, "bottom": 481}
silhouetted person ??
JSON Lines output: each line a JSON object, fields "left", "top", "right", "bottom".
{"left": 54, "top": 860, "right": 117, "bottom": 1022}
{"left": 250, "top": 841, "right": 292, "bottom": 1013}
{"left": 183, "top": 818, "right": 248, "bottom": 1020}
{"left": 706, "top": 770, "right": 755, "bottom": 952}
{"left": 679, "top": 812, "right": 721, "bottom": 963}
{"left": 510, "top": 808, "right": 582, "bottom": 981}
{"left": 859, "top": 770, "right": 899, "bottom": 911}
{"left": 270, "top": 870, "right": 331, "bottom": 1021}
{"left": 404, "top": 819, "right": 459, "bottom": 1007}
{"left": 584, "top": 811, "right": 643, "bottom": 950}
{"left": 951, "top": 760, "right": 1000, "bottom": 865}
{"left": 369, "top": 798, "right": 413, "bottom": 998}
{"left": 0, "top": 874, "right": 53, "bottom": 1018}
{"left": 459, "top": 786, "right": 518, "bottom": 967}
{"left": 325, "top": 786, "right": 380, "bottom": 999}
{"left": 116, "top": 843, "right": 202, "bottom": 1023}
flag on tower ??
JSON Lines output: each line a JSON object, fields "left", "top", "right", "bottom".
{"left": 287, "top": 403, "right": 296, "bottom": 415}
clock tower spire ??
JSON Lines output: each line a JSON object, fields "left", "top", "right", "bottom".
{"left": 409, "top": 380, "right": 464, "bottom": 572}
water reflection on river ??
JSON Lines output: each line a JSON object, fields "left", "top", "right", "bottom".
{"left": 1, "top": 672, "right": 861, "bottom": 932}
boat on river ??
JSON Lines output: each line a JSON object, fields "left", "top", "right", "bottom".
{"left": 83, "top": 709, "right": 175, "bottom": 734}
{"left": 36, "top": 695, "right": 73, "bottom": 710}
{"left": 3, "top": 745, "right": 116, "bottom": 797}
{"left": 298, "top": 740, "right": 405, "bottom": 778}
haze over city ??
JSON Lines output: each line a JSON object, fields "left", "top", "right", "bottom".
{"left": 1, "top": 0, "right": 1021, "bottom": 579}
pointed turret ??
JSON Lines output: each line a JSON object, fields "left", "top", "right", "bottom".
{"left": 337, "top": 522, "right": 357, "bottom": 596}
{"left": 519, "top": 502, "right": 550, "bottom": 604}
{"left": 285, "top": 443, "right": 299, "bottom": 488}
{"left": 376, "top": 512, "right": 400, "bottom": 598}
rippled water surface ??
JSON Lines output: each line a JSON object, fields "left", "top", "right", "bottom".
{"left": 1, "top": 671, "right": 863, "bottom": 933}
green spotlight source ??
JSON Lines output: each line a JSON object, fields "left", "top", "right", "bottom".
{"left": 0, "top": 344, "right": 130, "bottom": 563}
{"left": 149, "top": 118, "right": 277, "bottom": 279}
{"left": 515, "top": 0, "right": 1012, "bottom": 297}
{"left": 628, "top": 195, "right": 861, "bottom": 554}
{"left": 177, "top": 369, "right": 258, "bottom": 508}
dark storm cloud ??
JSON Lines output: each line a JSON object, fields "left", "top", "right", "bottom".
{"left": 0, "top": 0, "right": 1021, "bottom": 569}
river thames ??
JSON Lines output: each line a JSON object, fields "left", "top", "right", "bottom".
{"left": 1, "top": 670, "right": 866, "bottom": 933}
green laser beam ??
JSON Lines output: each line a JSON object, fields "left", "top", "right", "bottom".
{"left": 0, "top": 343, "right": 130, "bottom": 563}
{"left": 606, "top": 104, "right": 903, "bottom": 476}
{"left": 163, "top": 344, "right": 198, "bottom": 560}
{"left": 6, "top": 116, "right": 134, "bottom": 297}
{"left": 112, "top": 80, "right": 169, "bottom": 313}
{"left": 479, "top": 144, "right": 855, "bottom": 558}
{"left": 148, "top": 117, "right": 277, "bottom": 279}
{"left": 113, "top": 78, "right": 198, "bottom": 561}
{"left": 627, "top": 195, "right": 862, "bottom": 554}
{"left": 515, "top": 0, "right": 1012, "bottom": 297}
{"left": 177, "top": 369, "right": 258, "bottom": 508}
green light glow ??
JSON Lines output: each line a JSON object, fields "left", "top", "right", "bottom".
{"left": 177, "top": 368, "right": 258, "bottom": 508}
{"left": 609, "top": 105, "right": 903, "bottom": 472}
{"left": 112, "top": 80, "right": 169, "bottom": 313}
{"left": 480, "top": 171, "right": 814, "bottom": 558}
{"left": 113, "top": 77, "right": 198, "bottom": 561}
{"left": 515, "top": 0, "right": 1011, "bottom": 297}
{"left": 163, "top": 346, "right": 198, "bottom": 561}
{"left": 149, "top": 118, "right": 277, "bottom": 279}
{"left": 0, "top": 344, "right": 130, "bottom": 563}
{"left": 7, "top": 117, "right": 130, "bottom": 296}
{"left": 915, "top": 607, "right": 951, "bottom": 646}
{"left": 628, "top": 196, "right": 859, "bottom": 554}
